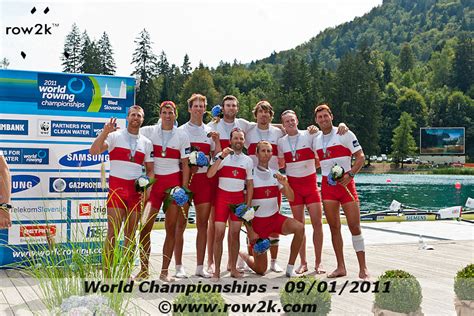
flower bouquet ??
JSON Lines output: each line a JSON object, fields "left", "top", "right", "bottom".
{"left": 163, "top": 186, "right": 194, "bottom": 222}
{"left": 206, "top": 104, "right": 223, "bottom": 122}
{"left": 188, "top": 148, "right": 210, "bottom": 185}
{"left": 134, "top": 175, "right": 156, "bottom": 192}
{"left": 327, "top": 164, "right": 355, "bottom": 201}
{"left": 253, "top": 238, "right": 279, "bottom": 255}
{"left": 230, "top": 203, "right": 259, "bottom": 225}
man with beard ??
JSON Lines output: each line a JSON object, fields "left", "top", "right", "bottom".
{"left": 137, "top": 101, "right": 191, "bottom": 282}
{"left": 90, "top": 105, "right": 154, "bottom": 278}
{"left": 173, "top": 93, "right": 221, "bottom": 278}
{"left": 207, "top": 128, "right": 253, "bottom": 281}
{"left": 313, "top": 104, "right": 368, "bottom": 280}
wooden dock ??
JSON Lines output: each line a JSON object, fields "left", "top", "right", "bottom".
{"left": 0, "top": 221, "right": 472, "bottom": 315}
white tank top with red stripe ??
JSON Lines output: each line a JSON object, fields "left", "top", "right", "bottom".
{"left": 313, "top": 126, "right": 362, "bottom": 176}
{"left": 277, "top": 130, "right": 317, "bottom": 178}
{"left": 207, "top": 118, "right": 253, "bottom": 149}
{"left": 245, "top": 125, "right": 283, "bottom": 170}
{"left": 215, "top": 152, "right": 253, "bottom": 192}
{"left": 252, "top": 167, "right": 283, "bottom": 217}
{"left": 179, "top": 122, "right": 216, "bottom": 174}
{"left": 140, "top": 124, "right": 191, "bottom": 175}
{"left": 106, "top": 129, "right": 153, "bottom": 180}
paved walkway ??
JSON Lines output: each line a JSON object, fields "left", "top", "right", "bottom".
{"left": 1, "top": 220, "right": 473, "bottom": 315}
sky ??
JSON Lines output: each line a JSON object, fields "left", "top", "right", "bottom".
{"left": 1, "top": 0, "right": 382, "bottom": 77}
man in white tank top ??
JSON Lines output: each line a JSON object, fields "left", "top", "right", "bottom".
{"left": 313, "top": 104, "right": 369, "bottom": 280}
{"left": 89, "top": 105, "right": 154, "bottom": 278}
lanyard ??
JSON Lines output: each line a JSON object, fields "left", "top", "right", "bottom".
{"left": 322, "top": 129, "right": 334, "bottom": 158}
{"left": 256, "top": 127, "right": 270, "bottom": 141}
{"left": 128, "top": 132, "right": 139, "bottom": 162}
{"left": 287, "top": 132, "right": 300, "bottom": 162}
{"left": 161, "top": 128, "right": 174, "bottom": 157}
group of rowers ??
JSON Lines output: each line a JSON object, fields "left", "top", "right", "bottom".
{"left": 90, "top": 93, "right": 369, "bottom": 282}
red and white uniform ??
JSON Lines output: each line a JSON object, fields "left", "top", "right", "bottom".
{"left": 251, "top": 167, "right": 288, "bottom": 238}
{"left": 313, "top": 126, "right": 361, "bottom": 203}
{"left": 179, "top": 122, "right": 216, "bottom": 205}
{"left": 140, "top": 124, "right": 191, "bottom": 209}
{"left": 207, "top": 118, "right": 253, "bottom": 149}
{"left": 105, "top": 130, "right": 153, "bottom": 212}
{"left": 213, "top": 153, "right": 253, "bottom": 222}
{"left": 245, "top": 125, "right": 283, "bottom": 170}
{"left": 277, "top": 130, "right": 321, "bottom": 206}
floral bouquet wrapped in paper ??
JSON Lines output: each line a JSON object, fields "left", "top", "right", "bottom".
{"left": 230, "top": 203, "right": 259, "bottom": 225}
{"left": 188, "top": 150, "right": 210, "bottom": 168}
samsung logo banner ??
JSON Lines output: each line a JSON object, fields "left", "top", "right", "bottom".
{"left": 11, "top": 175, "right": 40, "bottom": 193}
{"left": 59, "top": 149, "right": 109, "bottom": 167}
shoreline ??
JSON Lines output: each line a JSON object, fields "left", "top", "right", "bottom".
{"left": 360, "top": 163, "right": 474, "bottom": 175}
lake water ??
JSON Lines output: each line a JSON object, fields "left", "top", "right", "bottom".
{"left": 279, "top": 173, "right": 474, "bottom": 213}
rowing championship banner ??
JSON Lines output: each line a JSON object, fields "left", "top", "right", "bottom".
{"left": 0, "top": 69, "right": 135, "bottom": 266}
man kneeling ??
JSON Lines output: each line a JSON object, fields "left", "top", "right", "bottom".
{"left": 240, "top": 141, "right": 304, "bottom": 277}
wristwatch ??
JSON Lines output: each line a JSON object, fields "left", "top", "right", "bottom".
{"left": 0, "top": 203, "right": 12, "bottom": 209}
{"left": 348, "top": 171, "right": 355, "bottom": 178}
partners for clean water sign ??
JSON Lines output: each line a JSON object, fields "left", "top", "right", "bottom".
{"left": 0, "top": 69, "right": 134, "bottom": 266}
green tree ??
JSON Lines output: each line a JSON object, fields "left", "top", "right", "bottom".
{"left": 396, "top": 89, "right": 428, "bottom": 145}
{"left": 399, "top": 43, "right": 415, "bottom": 73}
{"left": 79, "top": 31, "right": 101, "bottom": 74}
{"left": 179, "top": 66, "right": 219, "bottom": 124}
{"left": 391, "top": 112, "right": 417, "bottom": 168}
{"left": 380, "top": 83, "right": 401, "bottom": 154}
{"left": 61, "top": 23, "right": 82, "bottom": 73}
{"left": 452, "top": 33, "right": 473, "bottom": 93}
{"left": 97, "top": 32, "right": 116, "bottom": 75}
{"left": 131, "top": 29, "right": 158, "bottom": 124}
{"left": 181, "top": 54, "right": 192, "bottom": 78}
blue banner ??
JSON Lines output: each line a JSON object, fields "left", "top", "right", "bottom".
{"left": 0, "top": 147, "right": 49, "bottom": 165}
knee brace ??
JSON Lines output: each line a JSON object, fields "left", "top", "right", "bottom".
{"left": 352, "top": 234, "right": 365, "bottom": 252}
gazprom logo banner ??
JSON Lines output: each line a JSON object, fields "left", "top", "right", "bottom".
{"left": 59, "top": 149, "right": 109, "bottom": 167}
{"left": 49, "top": 177, "right": 108, "bottom": 193}
{"left": 37, "top": 73, "right": 132, "bottom": 114}
{"left": 11, "top": 175, "right": 40, "bottom": 193}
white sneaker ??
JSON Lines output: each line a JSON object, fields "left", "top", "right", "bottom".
{"left": 286, "top": 269, "right": 299, "bottom": 278}
{"left": 175, "top": 265, "right": 188, "bottom": 278}
{"left": 270, "top": 261, "right": 283, "bottom": 273}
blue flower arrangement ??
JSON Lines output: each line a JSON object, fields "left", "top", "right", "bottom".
{"left": 211, "top": 104, "right": 223, "bottom": 118}
{"left": 253, "top": 238, "right": 271, "bottom": 254}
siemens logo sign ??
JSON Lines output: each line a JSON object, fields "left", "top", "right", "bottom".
{"left": 59, "top": 149, "right": 109, "bottom": 167}
{"left": 11, "top": 175, "right": 40, "bottom": 193}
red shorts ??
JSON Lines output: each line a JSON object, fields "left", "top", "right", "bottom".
{"left": 287, "top": 173, "right": 321, "bottom": 206}
{"left": 252, "top": 212, "right": 288, "bottom": 239}
{"left": 321, "top": 176, "right": 359, "bottom": 204}
{"left": 189, "top": 173, "right": 213, "bottom": 205}
{"left": 214, "top": 188, "right": 244, "bottom": 223}
{"left": 107, "top": 176, "right": 142, "bottom": 212}
{"left": 149, "top": 172, "right": 181, "bottom": 210}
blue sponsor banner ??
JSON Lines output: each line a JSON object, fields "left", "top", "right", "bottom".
{"left": 1, "top": 148, "right": 49, "bottom": 165}
{"left": 0, "top": 119, "right": 28, "bottom": 135}
{"left": 59, "top": 149, "right": 109, "bottom": 167}
{"left": 11, "top": 175, "right": 41, "bottom": 193}
{"left": 50, "top": 120, "right": 105, "bottom": 138}
{"left": 49, "top": 177, "right": 108, "bottom": 193}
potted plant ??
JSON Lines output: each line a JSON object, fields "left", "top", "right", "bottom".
{"left": 173, "top": 291, "right": 228, "bottom": 316}
{"left": 280, "top": 276, "right": 331, "bottom": 316}
{"left": 373, "top": 270, "right": 423, "bottom": 315}
{"left": 454, "top": 264, "right": 474, "bottom": 315}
